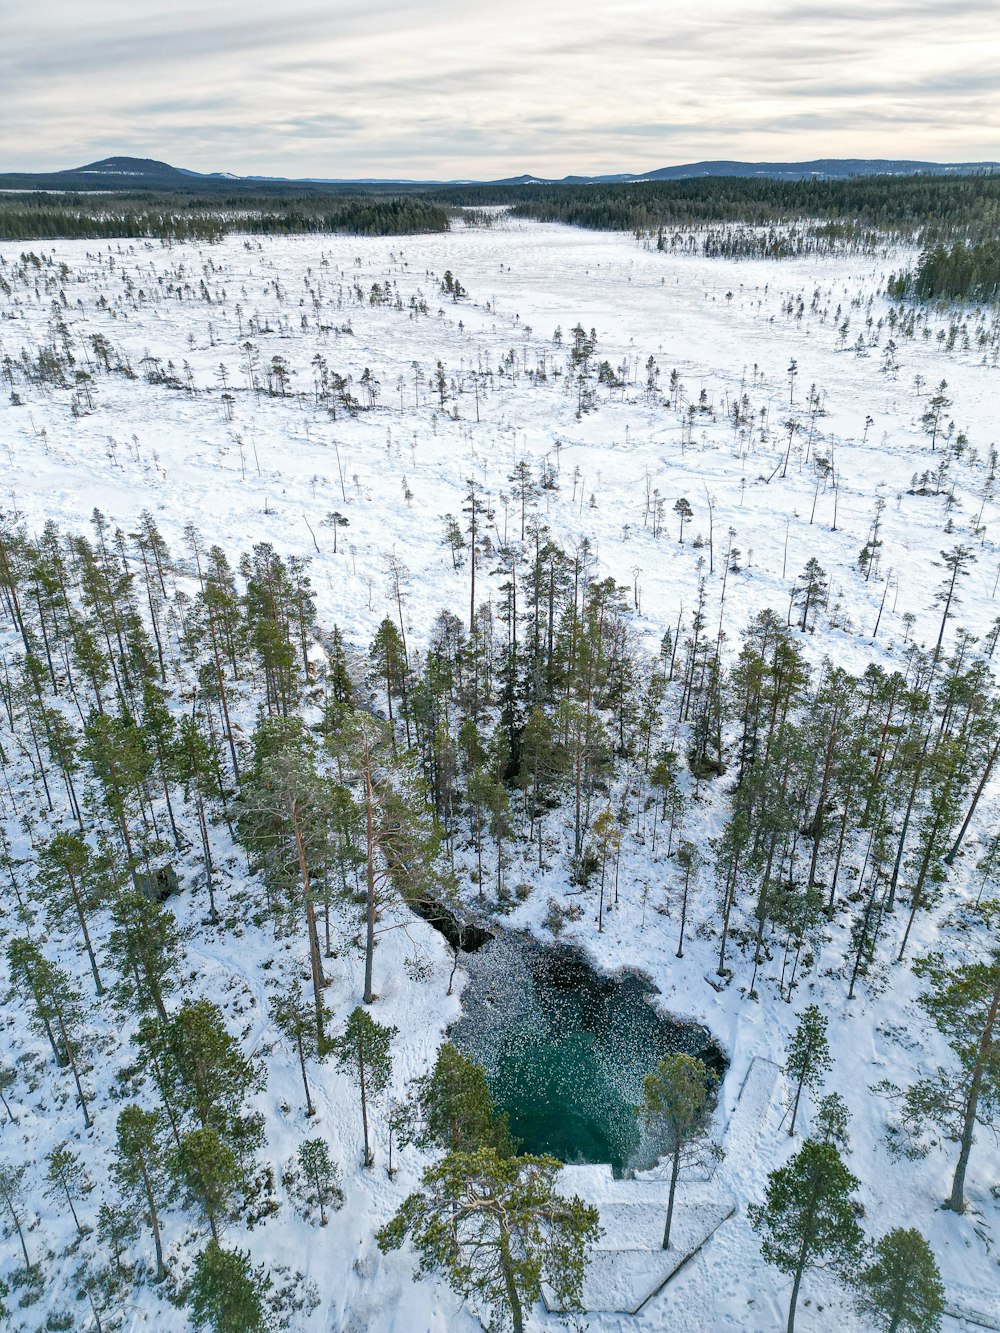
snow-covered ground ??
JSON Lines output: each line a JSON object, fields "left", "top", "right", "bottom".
{"left": 1, "top": 218, "right": 998, "bottom": 1331}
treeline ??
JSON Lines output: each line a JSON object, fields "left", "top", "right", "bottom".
{"left": 657, "top": 222, "right": 890, "bottom": 261}
{"left": 435, "top": 172, "right": 1000, "bottom": 246}
{"left": 889, "top": 238, "right": 1000, "bottom": 305}
{"left": 0, "top": 191, "right": 451, "bottom": 242}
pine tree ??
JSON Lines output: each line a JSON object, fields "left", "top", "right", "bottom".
{"left": 855, "top": 1228, "right": 944, "bottom": 1333}
{"left": 921, "top": 380, "right": 951, "bottom": 451}
{"left": 5, "top": 936, "right": 91, "bottom": 1125}
{"left": 377, "top": 1148, "right": 600, "bottom": 1333}
{"left": 592, "top": 806, "right": 620, "bottom": 933}
{"left": 814, "top": 1093, "right": 851, "bottom": 1150}
{"left": 636, "top": 1053, "right": 720, "bottom": 1248}
{"left": 518, "top": 705, "right": 566, "bottom": 868}
{"left": 891, "top": 907, "right": 1000, "bottom": 1212}
{"left": 172, "top": 713, "right": 222, "bottom": 921}
{"left": 674, "top": 840, "right": 699, "bottom": 957}
{"left": 38, "top": 829, "right": 104, "bottom": 994}
{"left": 283, "top": 1138, "right": 344, "bottom": 1225}
{"left": 113, "top": 1105, "right": 168, "bottom": 1281}
{"left": 0, "top": 1161, "right": 33, "bottom": 1271}
{"left": 173, "top": 1127, "right": 241, "bottom": 1243}
{"left": 326, "top": 710, "right": 442, "bottom": 1004}
{"left": 81, "top": 710, "right": 154, "bottom": 870}
{"left": 673, "top": 497, "right": 694, "bottom": 542}
{"left": 237, "top": 718, "right": 336, "bottom": 1047}
{"left": 269, "top": 984, "right": 326, "bottom": 1117}
{"left": 106, "top": 880, "right": 184, "bottom": 1023}
{"left": 157, "top": 999, "right": 265, "bottom": 1158}
{"left": 97, "top": 1200, "right": 138, "bottom": 1278}
{"left": 187, "top": 1241, "right": 271, "bottom": 1333}
{"left": 408, "top": 1041, "right": 515, "bottom": 1154}
{"left": 44, "top": 1143, "right": 90, "bottom": 1237}
{"left": 792, "top": 558, "right": 828, "bottom": 633}
{"left": 331, "top": 1006, "right": 396, "bottom": 1167}
{"left": 931, "top": 545, "right": 973, "bottom": 664}
{"left": 748, "top": 1139, "right": 865, "bottom": 1333}
{"left": 785, "top": 1004, "right": 832, "bottom": 1136}
{"left": 0, "top": 1062, "right": 18, "bottom": 1124}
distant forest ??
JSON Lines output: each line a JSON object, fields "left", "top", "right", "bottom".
{"left": 0, "top": 191, "right": 451, "bottom": 242}
{"left": 437, "top": 173, "right": 1000, "bottom": 244}
{"left": 890, "top": 238, "right": 1000, "bottom": 305}
{"left": 3, "top": 173, "right": 1000, "bottom": 303}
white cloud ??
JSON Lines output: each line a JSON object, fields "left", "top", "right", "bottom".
{"left": 4, "top": 0, "right": 999, "bottom": 175}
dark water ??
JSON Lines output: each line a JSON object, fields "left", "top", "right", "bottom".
{"left": 449, "top": 932, "right": 726, "bottom": 1177}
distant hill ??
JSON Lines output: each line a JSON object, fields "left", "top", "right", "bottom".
{"left": 629, "top": 158, "right": 1000, "bottom": 182}
{"left": 0, "top": 154, "right": 996, "bottom": 193}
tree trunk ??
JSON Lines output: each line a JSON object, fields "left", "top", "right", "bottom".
{"left": 140, "top": 1164, "right": 165, "bottom": 1281}
{"left": 786, "top": 1259, "right": 805, "bottom": 1333}
{"left": 945, "top": 966, "right": 1000, "bottom": 1212}
{"left": 62, "top": 1179, "right": 83, "bottom": 1236}
{"left": 945, "top": 733, "right": 1000, "bottom": 865}
{"left": 296, "top": 1028, "right": 314, "bottom": 1117}
{"left": 498, "top": 1226, "right": 525, "bottom": 1333}
{"left": 291, "top": 803, "right": 326, "bottom": 1050}
{"left": 364, "top": 749, "right": 378, "bottom": 1004}
{"left": 789, "top": 1071, "right": 805, "bottom": 1136}
{"left": 56, "top": 1013, "right": 91, "bottom": 1128}
{"left": 663, "top": 1148, "right": 680, "bottom": 1248}
{"left": 196, "top": 795, "right": 218, "bottom": 922}
{"left": 68, "top": 869, "right": 104, "bottom": 995}
{"left": 4, "top": 1196, "right": 31, "bottom": 1271}
{"left": 359, "top": 1046, "right": 373, "bottom": 1167}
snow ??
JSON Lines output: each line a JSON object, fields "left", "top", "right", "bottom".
{"left": 1, "top": 217, "right": 999, "bottom": 1330}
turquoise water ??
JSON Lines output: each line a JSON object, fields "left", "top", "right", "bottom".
{"left": 449, "top": 932, "right": 725, "bottom": 1176}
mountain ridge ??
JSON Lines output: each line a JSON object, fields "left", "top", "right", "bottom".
{"left": 1, "top": 153, "right": 997, "bottom": 192}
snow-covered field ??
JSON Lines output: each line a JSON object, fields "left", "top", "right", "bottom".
{"left": 1, "top": 218, "right": 998, "bottom": 1330}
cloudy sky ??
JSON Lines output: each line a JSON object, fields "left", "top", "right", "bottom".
{"left": 4, "top": 0, "right": 999, "bottom": 178}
